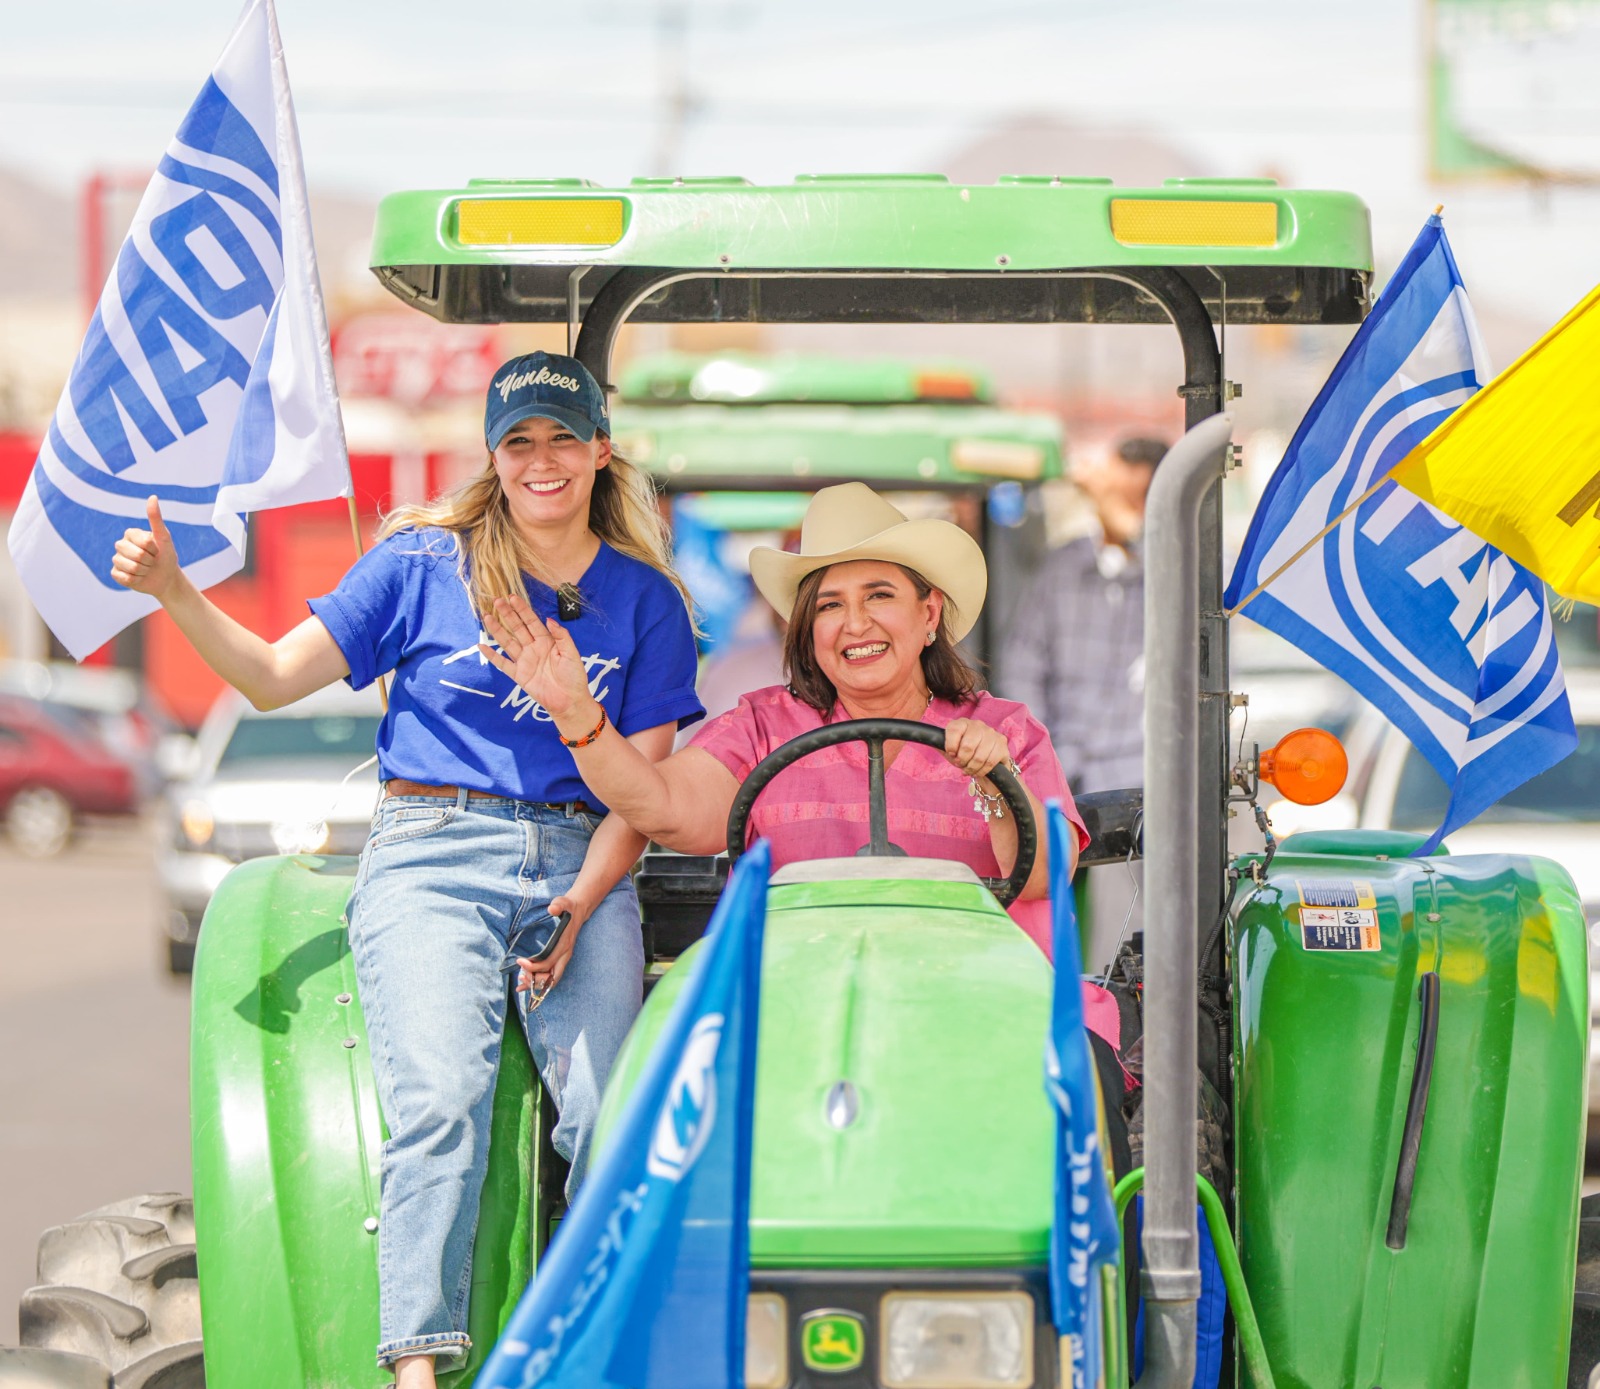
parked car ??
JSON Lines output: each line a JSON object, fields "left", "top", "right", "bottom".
{"left": 1228, "top": 622, "right": 1377, "bottom": 850}
{"left": 0, "top": 694, "right": 139, "bottom": 857}
{"left": 0, "top": 660, "right": 178, "bottom": 796}
{"left": 159, "top": 684, "right": 383, "bottom": 972}
{"left": 1344, "top": 672, "right": 1600, "bottom": 1120}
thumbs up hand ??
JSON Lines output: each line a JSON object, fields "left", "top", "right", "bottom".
{"left": 111, "top": 496, "right": 182, "bottom": 599}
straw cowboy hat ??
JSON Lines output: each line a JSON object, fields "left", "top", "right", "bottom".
{"left": 747, "top": 483, "right": 988, "bottom": 640}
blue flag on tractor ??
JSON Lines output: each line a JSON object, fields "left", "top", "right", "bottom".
{"left": 475, "top": 840, "right": 771, "bottom": 1389}
{"left": 6, "top": 0, "right": 349, "bottom": 660}
{"left": 1045, "top": 803, "right": 1120, "bottom": 1389}
{"left": 1225, "top": 215, "right": 1575, "bottom": 853}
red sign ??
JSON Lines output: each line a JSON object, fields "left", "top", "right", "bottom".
{"left": 331, "top": 313, "right": 504, "bottom": 406}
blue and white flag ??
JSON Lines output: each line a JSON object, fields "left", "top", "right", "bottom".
{"left": 1045, "top": 803, "right": 1120, "bottom": 1389}
{"left": 6, "top": 0, "right": 349, "bottom": 660}
{"left": 670, "top": 498, "right": 752, "bottom": 654}
{"left": 477, "top": 841, "right": 770, "bottom": 1389}
{"left": 1225, "top": 216, "right": 1576, "bottom": 854}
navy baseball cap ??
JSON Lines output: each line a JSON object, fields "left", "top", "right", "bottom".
{"left": 485, "top": 352, "right": 610, "bottom": 449}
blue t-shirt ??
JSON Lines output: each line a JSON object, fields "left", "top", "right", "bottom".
{"left": 308, "top": 528, "right": 704, "bottom": 807}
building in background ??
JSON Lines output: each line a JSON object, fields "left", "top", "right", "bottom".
{"left": 0, "top": 128, "right": 1560, "bottom": 720}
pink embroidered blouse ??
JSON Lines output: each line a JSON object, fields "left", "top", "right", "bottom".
{"left": 687, "top": 684, "right": 1090, "bottom": 959}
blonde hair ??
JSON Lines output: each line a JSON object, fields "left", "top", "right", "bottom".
{"left": 379, "top": 443, "right": 697, "bottom": 625}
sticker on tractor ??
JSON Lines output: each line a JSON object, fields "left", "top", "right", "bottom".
{"left": 800, "top": 1311, "right": 865, "bottom": 1373}
{"left": 1296, "top": 878, "right": 1376, "bottom": 910}
{"left": 1300, "top": 905, "right": 1381, "bottom": 951}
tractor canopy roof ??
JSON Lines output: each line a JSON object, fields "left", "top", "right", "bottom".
{"left": 370, "top": 174, "right": 1373, "bottom": 329}
{"left": 611, "top": 352, "right": 1062, "bottom": 493}
{"left": 617, "top": 351, "right": 996, "bottom": 406}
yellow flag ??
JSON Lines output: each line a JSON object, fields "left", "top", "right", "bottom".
{"left": 1391, "top": 283, "right": 1600, "bottom": 602}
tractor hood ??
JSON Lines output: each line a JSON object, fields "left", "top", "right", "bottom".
{"left": 599, "top": 863, "right": 1056, "bottom": 1268}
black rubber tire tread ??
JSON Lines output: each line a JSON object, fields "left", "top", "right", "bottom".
{"left": 18, "top": 1291, "right": 146, "bottom": 1359}
{"left": 14, "top": 1196, "right": 203, "bottom": 1387}
{"left": 115, "top": 1251, "right": 194, "bottom": 1290}
{"left": 0, "top": 1347, "right": 113, "bottom": 1388}
{"left": 107, "top": 1345, "right": 203, "bottom": 1389}
{"left": 1569, "top": 1202, "right": 1600, "bottom": 1389}
{"left": 36, "top": 1221, "right": 167, "bottom": 1291}
{"left": 82, "top": 1200, "right": 193, "bottom": 1246}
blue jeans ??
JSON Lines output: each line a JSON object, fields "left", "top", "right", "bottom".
{"left": 345, "top": 791, "right": 644, "bottom": 1368}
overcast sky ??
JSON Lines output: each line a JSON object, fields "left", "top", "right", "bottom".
{"left": 3, "top": 0, "right": 1599, "bottom": 325}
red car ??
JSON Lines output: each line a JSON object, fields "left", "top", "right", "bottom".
{"left": 0, "top": 694, "right": 139, "bottom": 857}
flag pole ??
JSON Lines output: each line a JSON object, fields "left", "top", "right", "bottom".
{"left": 1229, "top": 208, "right": 1450, "bottom": 620}
{"left": 263, "top": 0, "right": 388, "bottom": 712}
{"left": 342, "top": 490, "right": 388, "bottom": 710}
{"left": 1224, "top": 465, "right": 1399, "bottom": 618}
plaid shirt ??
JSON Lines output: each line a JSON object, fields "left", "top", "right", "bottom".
{"left": 998, "top": 534, "right": 1145, "bottom": 793}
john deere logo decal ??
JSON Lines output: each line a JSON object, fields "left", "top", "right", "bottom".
{"left": 801, "top": 1311, "right": 865, "bottom": 1372}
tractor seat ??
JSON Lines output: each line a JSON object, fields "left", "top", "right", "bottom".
{"left": 635, "top": 852, "right": 729, "bottom": 962}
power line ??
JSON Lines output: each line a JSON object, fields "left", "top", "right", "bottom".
{"left": 0, "top": 84, "right": 1416, "bottom": 132}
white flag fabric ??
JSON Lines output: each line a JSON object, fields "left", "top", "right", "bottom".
{"left": 1226, "top": 217, "right": 1575, "bottom": 854}
{"left": 6, "top": 0, "right": 349, "bottom": 659}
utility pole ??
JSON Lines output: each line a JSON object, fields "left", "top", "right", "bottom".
{"left": 650, "top": 0, "right": 695, "bottom": 176}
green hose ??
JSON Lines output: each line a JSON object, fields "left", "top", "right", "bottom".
{"left": 1108, "top": 1168, "right": 1276, "bottom": 1389}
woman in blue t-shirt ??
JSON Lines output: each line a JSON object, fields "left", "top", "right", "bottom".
{"left": 111, "top": 351, "right": 704, "bottom": 1388}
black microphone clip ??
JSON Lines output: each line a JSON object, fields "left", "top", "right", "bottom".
{"left": 557, "top": 588, "right": 583, "bottom": 623}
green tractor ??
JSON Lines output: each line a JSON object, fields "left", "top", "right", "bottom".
{"left": 4, "top": 177, "right": 1591, "bottom": 1389}
{"left": 608, "top": 347, "right": 1065, "bottom": 704}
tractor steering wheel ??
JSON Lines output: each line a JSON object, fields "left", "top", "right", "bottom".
{"left": 725, "top": 718, "right": 1037, "bottom": 906}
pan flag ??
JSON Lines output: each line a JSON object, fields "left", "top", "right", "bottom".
{"left": 1045, "top": 802, "right": 1121, "bottom": 1389}
{"left": 5, "top": 0, "right": 349, "bottom": 660}
{"left": 476, "top": 842, "right": 770, "bottom": 1389}
{"left": 1226, "top": 215, "right": 1575, "bottom": 854}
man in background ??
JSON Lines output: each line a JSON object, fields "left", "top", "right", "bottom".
{"left": 1000, "top": 434, "right": 1167, "bottom": 970}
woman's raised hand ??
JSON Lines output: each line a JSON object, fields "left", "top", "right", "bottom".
{"left": 111, "top": 496, "right": 182, "bottom": 600}
{"left": 942, "top": 717, "right": 1011, "bottom": 779}
{"left": 480, "top": 595, "right": 593, "bottom": 720}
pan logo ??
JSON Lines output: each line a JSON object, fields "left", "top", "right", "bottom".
{"left": 646, "top": 1013, "right": 723, "bottom": 1181}
{"left": 34, "top": 77, "right": 285, "bottom": 586}
{"left": 1334, "top": 475, "right": 1541, "bottom": 704}
{"left": 1308, "top": 298, "right": 1558, "bottom": 765}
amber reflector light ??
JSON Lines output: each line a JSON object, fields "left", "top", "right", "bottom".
{"left": 913, "top": 371, "right": 980, "bottom": 400}
{"left": 1109, "top": 198, "right": 1278, "bottom": 247}
{"left": 1258, "top": 727, "right": 1348, "bottom": 806}
{"left": 456, "top": 198, "right": 626, "bottom": 247}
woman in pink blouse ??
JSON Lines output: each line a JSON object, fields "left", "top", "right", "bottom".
{"left": 480, "top": 481, "right": 1089, "bottom": 961}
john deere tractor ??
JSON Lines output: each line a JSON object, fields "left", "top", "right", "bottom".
{"left": 4, "top": 176, "right": 1590, "bottom": 1389}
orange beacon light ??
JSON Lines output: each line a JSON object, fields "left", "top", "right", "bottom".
{"left": 1258, "top": 728, "right": 1349, "bottom": 806}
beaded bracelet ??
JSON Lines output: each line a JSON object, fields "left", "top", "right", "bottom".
{"left": 558, "top": 706, "right": 608, "bottom": 749}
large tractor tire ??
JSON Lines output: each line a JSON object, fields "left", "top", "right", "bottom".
{"left": 6, "top": 1194, "right": 203, "bottom": 1389}
{"left": 1571, "top": 1193, "right": 1600, "bottom": 1389}
{"left": 0, "top": 1349, "right": 111, "bottom": 1388}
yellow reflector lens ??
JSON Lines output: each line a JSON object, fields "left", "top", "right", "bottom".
{"left": 1109, "top": 199, "right": 1277, "bottom": 247}
{"left": 457, "top": 198, "right": 626, "bottom": 247}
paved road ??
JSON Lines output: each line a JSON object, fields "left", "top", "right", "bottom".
{"left": 0, "top": 815, "right": 191, "bottom": 1341}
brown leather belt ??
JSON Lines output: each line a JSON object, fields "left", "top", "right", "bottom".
{"left": 383, "top": 778, "right": 596, "bottom": 815}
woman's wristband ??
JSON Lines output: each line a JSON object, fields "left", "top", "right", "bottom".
{"left": 558, "top": 704, "right": 607, "bottom": 749}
